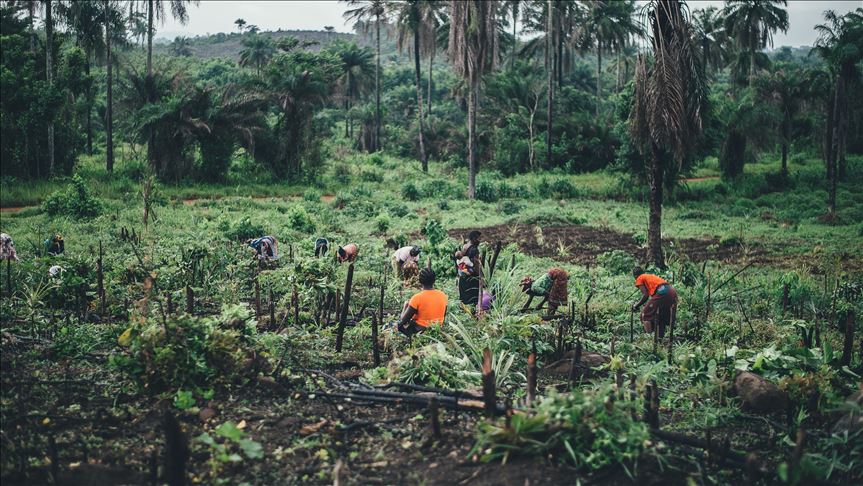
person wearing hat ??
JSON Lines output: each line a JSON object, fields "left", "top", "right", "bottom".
{"left": 314, "top": 237, "right": 329, "bottom": 258}
{"left": 454, "top": 230, "right": 482, "bottom": 305}
{"left": 44, "top": 234, "right": 64, "bottom": 256}
{"left": 337, "top": 243, "right": 358, "bottom": 263}
{"left": 397, "top": 267, "right": 448, "bottom": 336}
{"left": 392, "top": 245, "right": 421, "bottom": 278}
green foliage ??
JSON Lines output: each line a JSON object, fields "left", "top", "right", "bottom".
{"left": 286, "top": 205, "right": 316, "bottom": 234}
{"left": 383, "top": 342, "right": 480, "bottom": 389}
{"left": 401, "top": 181, "right": 420, "bottom": 201}
{"left": 475, "top": 179, "right": 499, "bottom": 202}
{"left": 472, "top": 385, "right": 649, "bottom": 470}
{"left": 196, "top": 421, "right": 264, "bottom": 478}
{"left": 597, "top": 250, "right": 637, "bottom": 276}
{"left": 110, "top": 304, "right": 267, "bottom": 392}
{"left": 220, "top": 216, "right": 266, "bottom": 242}
{"left": 41, "top": 175, "right": 102, "bottom": 219}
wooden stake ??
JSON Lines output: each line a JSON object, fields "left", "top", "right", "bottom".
{"left": 48, "top": 432, "right": 59, "bottom": 484}
{"left": 292, "top": 285, "right": 299, "bottom": 327}
{"left": 488, "top": 242, "right": 502, "bottom": 280}
{"left": 644, "top": 379, "right": 660, "bottom": 429}
{"left": 254, "top": 278, "right": 261, "bottom": 318}
{"left": 667, "top": 304, "right": 677, "bottom": 364}
{"left": 335, "top": 263, "right": 355, "bottom": 352}
{"left": 705, "top": 272, "right": 711, "bottom": 324}
{"left": 163, "top": 410, "right": 189, "bottom": 486}
{"left": 526, "top": 352, "right": 537, "bottom": 406}
{"left": 629, "top": 308, "right": 634, "bottom": 343}
{"left": 371, "top": 313, "right": 380, "bottom": 367}
{"left": 481, "top": 348, "right": 496, "bottom": 417}
{"left": 97, "top": 240, "right": 105, "bottom": 312}
{"left": 429, "top": 396, "right": 442, "bottom": 439}
{"left": 842, "top": 311, "right": 855, "bottom": 366}
{"left": 568, "top": 339, "right": 582, "bottom": 385}
{"left": 5, "top": 258, "right": 10, "bottom": 298}
{"left": 185, "top": 285, "right": 193, "bottom": 314}
{"left": 375, "top": 266, "right": 385, "bottom": 367}
{"left": 166, "top": 292, "right": 173, "bottom": 315}
{"left": 269, "top": 289, "right": 275, "bottom": 325}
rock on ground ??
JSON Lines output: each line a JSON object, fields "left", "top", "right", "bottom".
{"left": 734, "top": 371, "right": 789, "bottom": 413}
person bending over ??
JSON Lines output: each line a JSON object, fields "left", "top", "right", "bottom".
{"left": 314, "top": 237, "right": 329, "bottom": 258}
{"left": 337, "top": 243, "right": 358, "bottom": 263}
{"left": 392, "top": 245, "right": 421, "bottom": 278}
{"left": 454, "top": 230, "right": 482, "bottom": 305}
{"left": 398, "top": 268, "right": 448, "bottom": 337}
{"left": 631, "top": 266, "right": 678, "bottom": 338}
{"left": 248, "top": 235, "right": 279, "bottom": 260}
{"left": 520, "top": 267, "right": 569, "bottom": 314}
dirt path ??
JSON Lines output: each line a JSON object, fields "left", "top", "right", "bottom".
{"left": 0, "top": 206, "right": 30, "bottom": 214}
{"left": 180, "top": 194, "right": 336, "bottom": 205}
{"left": 681, "top": 176, "right": 719, "bottom": 183}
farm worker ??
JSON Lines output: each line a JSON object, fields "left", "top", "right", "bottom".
{"left": 454, "top": 230, "right": 482, "bottom": 305}
{"left": 44, "top": 234, "right": 64, "bottom": 256}
{"left": 631, "top": 267, "right": 678, "bottom": 338}
{"left": 0, "top": 233, "right": 19, "bottom": 261}
{"left": 248, "top": 236, "right": 279, "bottom": 260}
{"left": 398, "top": 267, "right": 448, "bottom": 336}
{"left": 337, "top": 243, "right": 358, "bottom": 263}
{"left": 392, "top": 245, "right": 421, "bottom": 278}
{"left": 520, "top": 268, "right": 569, "bottom": 314}
{"left": 315, "top": 237, "right": 329, "bottom": 257}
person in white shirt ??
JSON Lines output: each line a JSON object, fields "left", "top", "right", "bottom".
{"left": 392, "top": 246, "right": 421, "bottom": 278}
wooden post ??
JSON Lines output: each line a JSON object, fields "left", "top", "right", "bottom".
{"left": 166, "top": 292, "right": 173, "bottom": 315}
{"left": 568, "top": 339, "right": 582, "bottom": 385}
{"left": 842, "top": 311, "right": 855, "bottom": 366}
{"left": 630, "top": 308, "right": 634, "bottom": 343}
{"left": 5, "top": 258, "right": 11, "bottom": 298}
{"left": 644, "top": 379, "right": 660, "bottom": 429}
{"left": 782, "top": 283, "right": 790, "bottom": 315}
{"left": 269, "top": 289, "right": 276, "bottom": 325}
{"left": 375, "top": 266, "right": 385, "bottom": 367}
{"left": 526, "top": 352, "right": 537, "bottom": 407}
{"left": 97, "top": 240, "right": 105, "bottom": 312}
{"left": 705, "top": 272, "right": 711, "bottom": 324}
{"left": 481, "top": 348, "right": 496, "bottom": 417}
{"left": 292, "top": 285, "right": 299, "bottom": 327}
{"left": 185, "top": 285, "right": 193, "bottom": 314}
{"left": 335, "top": 263, "right": 355, "bottom": 352}
{"left": 488, "top": 242, "right": 502, "bottom": 280}
{"left": 371, "top": 313, "right": 380, "bottom": 367}
{"left": 48, "top": 432, "right": 59, "bottom": 484}
{"left": 476, "top": 271, "right": 484, "bottom": 315}
{"left": 429, "top": 396, "right": 442, "bottom": 439}
{"left": 667, "top": 304, "right": 677, "bottom": 365}
{"left": 652, "top": 319, "right": 659, "bottom": 355}
{"left": 254, "top": 278, "right": 261, "bottom": 318}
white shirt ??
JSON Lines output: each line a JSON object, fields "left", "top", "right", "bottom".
{"left": 395, "top": 246, "right": 418, "bottom": 264}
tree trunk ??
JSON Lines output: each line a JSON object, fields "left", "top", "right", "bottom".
{"left": 467, "top": 78, "right": 478, "bottom": 199}
{"left": 147, "top": 0, "right": 154, "bottom": 78}
{"left": 781, "top": 112, "right": 789, "bottom": 175}
{"left": 375, "top": 14, "right": 382, "bottom": 152}
{"left": 648, "top": 143, "right": 665, "bottom": 268}
{"left": 545, "top": 0, "right": 553, "bottom": 166}
{"left": 596, "top": 41, "right": 602, "bottom": 116}
{"left": 556, "top": 17, "right": 563, "bottom": 88}
{"left": 616, "top": 47, "right": 621, "bottom": 91}
{"left": 427, "top": 45, "right": 433, "bottom": 117}
{"left": 828, "top": 76, "right": 842, "bottom": 216}
{"left": 106, "top": 0, "right": 114, "bottom": 173}
{"left": 86, "top": 56, "right": 93, "bottom": 155}
{"left": 28, "top": 1, "right": 36, "bottom": 54}
{"left": 837, "top": 74, "right": 848, "bottom": 180}
{"left": 46, "top": 0, "right": 55, "bottom": 176}
{"left": 511, "top": 9, "right": 517, "bottom": 70}
{"left": 748, "top": 44, "right": 755, "bottom": 86}
{"left": 414, "top": 30, "right": 428, "bottom": 172}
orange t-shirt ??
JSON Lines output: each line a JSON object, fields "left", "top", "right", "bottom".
{"left": 635, "top": 274, "right": 667, "bottom": 296}
{"left": 408, "top": 289, "right": 448, "bottom": 327}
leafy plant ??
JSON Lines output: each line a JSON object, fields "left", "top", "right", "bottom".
{"left": 41, "top": 174, "right": 102, "bottom": 219}
{"left": 196, "top": 421, "right": 264, "bottom": 478}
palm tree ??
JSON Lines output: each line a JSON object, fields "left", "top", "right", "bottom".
{"left": 485, "top": 61, "right": 545, "bottom": 171}
{"left": 144, "top": 0, "right": 197, "bottom": 79}
{"left": 629, "top": 0, "right": 707, "bottom": 268}
{"left": 692, "top": 6, "right": 729, "bottom": 75}
{"left": 572, "top": 0, "right": 641, "bottom": 116}
{"left": 343, "top": 0, "right": 387, "bottom": 153}
{"left": 63, "top": 0, "right": 106, "bottom": 156}
{"left": 723, "top": 0, "right": 788, "bottom": 86}
{"left": 504, "top": 0, "right": 523, "bottom": 70}
{"left": 234, "top": 18, "right": 246, "bottom": 33}
{"left": 170, "top": 36, "right": 193, "bottom": 56}
{"left": 330, "top": 41, "right": 374, "bottom": 140}
{"left": 813, "top": 8, "right": 863, "bottom": 216}
{"left": 45, "top": 0, "right": 55, "bottom": 175}
{"left": 756, "top": 63, "right": 805, "bottom": 176}
{"left": 448, "top": 0, "right": 498, "bottom": 199}
{"left": 391, "top": 0, "right": 435, "bottom": 171}
{"left": 239, "top": 34, "right": 275, "bottom": 76}
{"left": 545, "top": 0, "right": 553, "bottom": 165}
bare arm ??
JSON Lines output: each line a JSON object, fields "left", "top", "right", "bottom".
{"left": 399, "top": 304, "right": 418, "bottom": 328}
{"left": 632, "top": 285, "right": 649, "bottom": 310}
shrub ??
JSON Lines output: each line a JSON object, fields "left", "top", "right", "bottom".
{"left": 498, "top": 200, "right": 522, "bottom": 215}
{"left": 286, "top": 205, "right": 316, "bottom": 234}
{"left": 402, "top": 182, "right": 420, "bottom": 201}
{"left": 111, "top": 304, "right": 267, "bottom": 392}
{"left": 303, "top": 188, "right": 322, "bottom": 202}
{"left": 437, "top": 199, "right": 450, "bottom": 210}
{"left": 332, "top": 163, "right": 352, "bottom": 184}
{"left": 421, "top": 218, "right": 448, "bottom": 249}
{"left": 360, "top": 169, "right": 384, "bottom": 183}
{"left": 42, "top": 175, "right": 102, "bottom": 219}
{"left": 764, "top": 170, "right": 791, "bottom": 192}
{"left": 375, "top": 213, "right": 391, "bottom": 233}
{"left": 220, "top": 216, "right": 265, "bottom": 241}
{"left": 367, "top": 153, "right": 385, "bottom": 166}
{"left": 475, "top": 180, "right": 499, "bottom": 203}
{"left": 549, "top": 179, "right": 578, "bottom": 199}
{"left": 597, "top": 250, "right": 636, "bottom": 275}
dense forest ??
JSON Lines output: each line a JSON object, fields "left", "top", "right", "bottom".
{"left": 1, "top": 1, "right": 862, "bottom": 485}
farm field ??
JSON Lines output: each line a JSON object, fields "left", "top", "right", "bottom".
{"left": 2, "top": 0, "right": 863, "bottom": 484}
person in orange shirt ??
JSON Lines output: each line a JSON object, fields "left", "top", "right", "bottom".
{"left": 631, "top": 266, "right": 678, "bottom": 337}
{"left": 398, "top": 267, "right": 448, "bottom": 336}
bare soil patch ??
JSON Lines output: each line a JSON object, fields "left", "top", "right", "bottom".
{"left": 448, "top": 223, "right": 771, "bottom": 266}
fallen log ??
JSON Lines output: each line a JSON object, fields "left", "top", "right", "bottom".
{"left": 314, "top": 390, "right": 507, "bottom": 415}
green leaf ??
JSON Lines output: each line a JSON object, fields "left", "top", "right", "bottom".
{"left": 196, "top": 432, "right": 216, "bottom": 447}
{"left": 215, "top": 421, "right": 244, "bottom": 442}
{"left": 173, "top": 389, "right": 196, "bottom": 410}
{"left": 239, "top": 438, "right": 264, "bottom": 459}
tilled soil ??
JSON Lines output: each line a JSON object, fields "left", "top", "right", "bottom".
{"left": 448, "top": 224, "right": 779, "bottom": 266}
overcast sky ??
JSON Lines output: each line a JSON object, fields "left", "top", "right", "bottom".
{"left": 159, "top": 0, "right": 861, "bottom": 48}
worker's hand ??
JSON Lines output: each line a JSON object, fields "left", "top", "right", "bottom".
{"left": 631, "top": 303, "right": 639, "bottom": 312}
